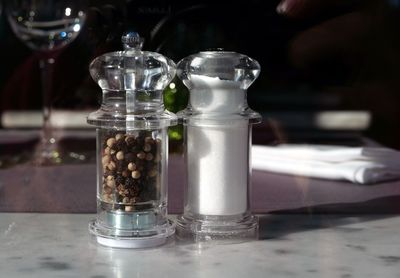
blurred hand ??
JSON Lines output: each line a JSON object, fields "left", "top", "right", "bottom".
{"left": 277, "top": 0, "right": 400, "bottom": 148}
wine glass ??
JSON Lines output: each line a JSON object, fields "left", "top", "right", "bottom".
{"left": 6, "top": 0, "right": 87, "bottom": 166}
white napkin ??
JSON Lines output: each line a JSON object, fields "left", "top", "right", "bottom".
{"left": 252, "top": 144, "right": 400, "bottom": 184}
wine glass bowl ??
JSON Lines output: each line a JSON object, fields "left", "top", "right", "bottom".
{"left": 7, "top": 1, "right": 86, "bottom": 52}
{"left": 6, "top": 0, "right": 87, "bottom": 166}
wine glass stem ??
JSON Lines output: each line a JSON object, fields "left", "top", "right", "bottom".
{"left": 39, "top": 57, "right": 55, "bottom": 145}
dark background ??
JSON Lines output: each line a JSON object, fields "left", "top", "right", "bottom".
{"left": 1, "top": 0, "right": 400, "bottom": 148}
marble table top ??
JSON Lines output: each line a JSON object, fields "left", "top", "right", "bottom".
{"left": 1, "top": 213, "right": 399, "bottom": 277}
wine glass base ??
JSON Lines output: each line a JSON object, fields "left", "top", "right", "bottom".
{"left": 31, "top": 141, "right": 94, "bottom": 166}
{"left": 31, "top": 145, "right": 62, "bottom": 166}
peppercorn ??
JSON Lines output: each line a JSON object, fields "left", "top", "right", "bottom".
{"left": 116, "top": 151, "right": 124, "bottom": 160}
{"left": 148, "top": 169, "right": 158, "bottom": 178}
{"left": 132, "top": 170, "right": 141, "bottom": 179}
{"left": 137, "top": 151, "right": 146, "bottom": 160}
{"left": 104, "top": 169, "right": 116, "bottom": 178}
{"left": 128, "top": 162, "right": 136, "bottom": 171}
{"left": 144, "top": 137, "right": 154, "bottom": 144}
{"left": 145, "top": 153, "right": 154, "bottom": 161}
{"left": 122, "top": 170, "right": 129, "bottom": 178}
{"left": 125, "top": 152, "right": 135, "bottom": 162}
{"left": 102, "top": 193, "right": 112, "bottom": 203}
{"left": 130, "top": 144, "right": 141, "bottom": 153}
{"left": 104, "top": 147, "right": 111, "bottom": 155}
{"left": 107, "top": 161, "right": 116, "bottom": 171}
{"left": 115, "top": 175, "right": 125, "bottom": 186}
{"left": 106, "top": 179, "right": 115, "bottom": 188}
{"left": 129, "top": 186, "right": 139, "bottom": 197}
{"left": 117, "top": 184, "right": 124, "bottom": 192}
{"left": 102, "top": 155, "right": 111, "bottom": 166}
{"left": 125, "top": 136, "right": 135, "bottom": 147}
{"left": 115, "top": 138, "right": 127, "bottom": 152}
{"left": 107, "top": 138, "right": 116, "bottom": 148}
{"left": 143, "top": 144, "right": 151, "bottom": 152}
{"left": 115, "top": 133, "right": 125, "bottom": 141}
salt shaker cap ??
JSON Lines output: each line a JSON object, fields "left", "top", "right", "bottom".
{"left": 177, "top": 50, "right": 260, "bottom": 90}
{"left": 176, "top": 50, "right": 261, "bottom": 123}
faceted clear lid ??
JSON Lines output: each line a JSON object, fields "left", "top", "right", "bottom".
{"left": 177, "top": 50, "right": 260, "bottom": 90}
{"left": 176, "top": 50, "right": 261, "bottom": 123}
{"left": 89, "top": 32, "right": 176, "bottom": 92}
{"left": 87, "top": 33, "right": 177, "bottom": 129}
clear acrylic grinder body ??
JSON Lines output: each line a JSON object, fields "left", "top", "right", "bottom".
{"left": 87, "top": 34, "right": 177, "bottom": 248}
{"left": 176, "top": 51, "right": 262, "bottom": 242}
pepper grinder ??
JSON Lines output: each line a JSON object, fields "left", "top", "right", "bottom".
{"left": 176, "top": 50, "right": 261, "bottom": 242}
{"left": 87, "top": 32, "right": 177, "bottom": 248}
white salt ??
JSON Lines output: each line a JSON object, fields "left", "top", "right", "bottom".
{"left": 186, "top": 120, "right": 249, "bottom": 216}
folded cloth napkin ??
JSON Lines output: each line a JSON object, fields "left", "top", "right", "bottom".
{"left": 252, "top": 144, "right": 400, "bottom": 184}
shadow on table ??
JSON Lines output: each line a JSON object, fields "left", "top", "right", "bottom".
{"left": 258, "top": 195, "right": 400, "bottom": 240}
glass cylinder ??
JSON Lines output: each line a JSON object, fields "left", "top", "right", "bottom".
{"left": 176, "top": 51, "right": 261, "bottom": 242}
{"left": 87, "top": 33, "right": 177, "bottom": 248}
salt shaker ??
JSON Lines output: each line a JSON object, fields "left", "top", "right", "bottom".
{"left": 176, "top": 50, "right": 261, "bottom": 242}
{"left": 87, "top": 33, "right": 177, "bottom": 248}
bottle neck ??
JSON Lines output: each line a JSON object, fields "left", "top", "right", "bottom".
{"left": 189, "top": 88, "right": 248, "bottom": 114}
{"left": 88, "top": 88, "right": 177, "bottom": 128}
{"left": 101, "top": 89, "right": 164, "bottom": 114}
{"left": 183, "top": 74, "right": 249, "bottom": 114}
